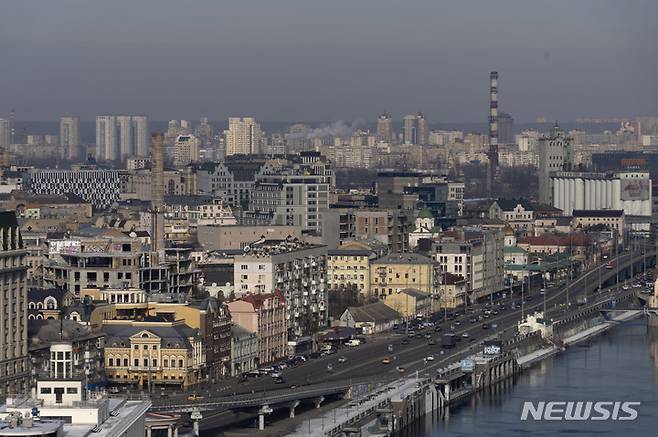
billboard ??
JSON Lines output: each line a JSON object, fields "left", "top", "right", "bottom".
{"left": 483, "top": 340, "right": 503, "bottom": 355}
{"left": 620, "top": 179, "right": 650, "bottom": 201}
{"left": 460, "top": 359, "right": 475, "bottom": 373}
{"left": 49, "top": 240, "right": 81, "bottom": 255}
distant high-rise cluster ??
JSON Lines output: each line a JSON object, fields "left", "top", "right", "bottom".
{"left": 402, "top": 112, "right": 428, "bottom": 145}
{"left": 225, "top": 117, "right": 263, "bottom": 156}
{"left": 377, "top": 113, "right": 394, "bottom": 143}
{"left": 0, "top": 119, "right": 9, "bottom": 147}
{"left": 96, "top": 115, "right": 149, "bottom": 162}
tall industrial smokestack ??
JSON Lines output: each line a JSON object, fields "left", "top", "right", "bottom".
{"left": 487, "top": 71, "right": 499, "bottom": 197}
{"left": 151, "top": 133, "right": 165, "bottom": 255}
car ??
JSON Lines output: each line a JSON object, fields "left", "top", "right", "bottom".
{"left": 274, "top": 377, "right": 286, "bottom": 384}
{"left": 187, "top": 394, "right": 204, "bottom": 401}
{"left": 434, "top": 326, "right": 442, "bottom": 332}
{"left": 396, "top": 366, "right": 406, "bottom": 373}
{"left": 401, "top": 339, "right": 409, "bottom": 345}
{"left": 415, "top": 333, "right": 423, "bottom": 338}
{"left": 469, "top": 317, "right": 478, "bottom": 323}
{"left": 424, "top": 333, "right": 432, "bottom": 339}
{"left": 462, "top": 332, "right": 470, "bottom": 338}
{"left": 428, "top": 339, "right": 436, "bottom": 346}
{"left": 338, "top": 356, "right": 347, "bottom": 363}
{"left": 622, "top": 285, "right": 630, "bottom": 290}
{"left": 407, "top": 331, "right": 415, "bottom": 337}
{"left": 426, "top": 354, "right": 435, "bottom": 361}
{"left": 492, "top": 310, "right": 499, "bottom": 315}
{"left": 327, "top": 364, "right": 334, "bottom": 373}
{"left": 270, "top": 371, "right": 283, "bottom": 379}
{"left": 382, "top": 357, "right": 391, "bottom": 364}
{"left": 454, "top": 321, "right": 461, "bottom": 326}
{"left": 482, "top": 323, "right": 490, "bottom": 330}
{"left": 540, "top": 288, "right": 546, "bottom": 294}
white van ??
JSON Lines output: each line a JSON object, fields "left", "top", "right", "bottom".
{"left": 346, "top": 339, "right": 361, "bottom": 347}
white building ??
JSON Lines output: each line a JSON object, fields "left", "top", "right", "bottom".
{"left": 59, "top": 116, "right": 81, "bottom": 161}
{"left": 96, "top": 115, "right": 149, "bottom": 162}
{"left": 28, "top": 168, "right": 123, "bottom": 209}
{"left": 173, "top": 134, "right": 199, "bottom": 167}
{"left": 225, "top": 117, "right": 263, "bottom": 156}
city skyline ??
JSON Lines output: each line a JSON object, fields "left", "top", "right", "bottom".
{"left": 2, "top": 1, "right": 657, "bottom": 122}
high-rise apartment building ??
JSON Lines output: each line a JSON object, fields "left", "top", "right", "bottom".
{"left": 96, "top": 115, "right": 118, "bottom": 161}
{"left": 59, "top": 116, "right": 81, "bottom": 161}
{"left": 0, "top": 119, "right": 10, "bottom": 147}
{"left": 96, "top": 115, "right": 149, "bottom": 162}
{"left": 538, "top": 124, "right": 574, "bottom": 205}
{"left": 225, "top": 117, "right": 263, "bottom": 156}
{"left": 377, "top": 113, "right": 394, "bottom": 143}
{"left": 402, "top": 113, "right": 428, "bottom": 145}
{"left": 0, "top": 211, "right": 29, "bottom": 396}
{"left": 498, "top": 112, "right": 514, "bottom": 145}
{"left": 173, "top": 134, "right": 199, "bottom": 167}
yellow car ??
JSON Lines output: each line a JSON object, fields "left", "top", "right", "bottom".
{"left": 187, "top": 394, "right": 204, "bottom": 401}
{"left": 382, "top": 357, "right": 391, "bottom": 364}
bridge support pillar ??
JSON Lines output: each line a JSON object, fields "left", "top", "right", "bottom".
{"left": 289, "top": 400, "right": 300, "bottom": 418}
{"left": 258, "top": 405, "right": 272, "bottom": 431}
{"left": 314, "top": 396, "right": 325, "bottom": 409}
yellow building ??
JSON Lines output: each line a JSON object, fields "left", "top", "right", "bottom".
{"left": 370, "top": 253, "right": 438, "bottom": 299}
{"left": 383, "top": 288, "right": 432, "bottom": 318}
{"left": 327, "top": 248, "right": 372, "bottom": 296}
{"left": 102, "top": 319, "right": 204, "bottom": 389}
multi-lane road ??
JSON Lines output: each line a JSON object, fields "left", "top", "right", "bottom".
{"left": 149, "top": 250, "right": 650, "bottom": 413}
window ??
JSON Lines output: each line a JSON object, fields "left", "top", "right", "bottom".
{"left": 108, "top": 358, "right": 114, "bottom": 367}
{"left": 179, "top": 359, "right": 184, "bottom": 368}
{"left": 66, "top": 387, "right": 78, "bottom": 394}
{"left": 40, "top": 387, "right": 52, "bottom": 394}
{"left": 134, "top": 359, "right": 138, "bottom": 366}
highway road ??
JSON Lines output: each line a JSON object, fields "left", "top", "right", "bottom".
{"left": 150, "top": 250, "right": 650, "bottom": 411}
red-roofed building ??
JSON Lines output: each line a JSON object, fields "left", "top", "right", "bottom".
{"left": 226, "top": 291, "right": 287, "bottom": 365}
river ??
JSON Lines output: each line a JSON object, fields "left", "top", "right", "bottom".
{"left": 409, "top": 319, "right": 658, "bottom": 436}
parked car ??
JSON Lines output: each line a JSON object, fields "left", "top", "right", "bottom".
{"left": 187, "top": 394, "right": 204, "bottom": 401}
{"left": 382, "top": 357, "right": 391, "bottom": 364}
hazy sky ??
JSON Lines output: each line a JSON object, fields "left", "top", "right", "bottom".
{"left": 1, "top": 0, "right": 657, "bottom": 122}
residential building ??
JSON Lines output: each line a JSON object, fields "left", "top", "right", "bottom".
{"left": 226, "top": 291, "right": 287, "bottom": 365}
{"left": 249, "top": 152, "right": 332, "bottom": 235}
{"left": 370, "top": 253, "right": 437, "bottom": 299}
{"left": 173, "top": 134, "right": 199, "bottom": 167}
{"left": 229, "top": 325, "right": 258, "bottom": 376}
{"left": 431, "top": 227, "right": 504, "bottom": 303}
{"left": 376, "top": 113, "right": 394, "bottom": 143}
{"left": 0, "top": 119, "right": 10, "bottom": 147}
{"left": 194, "top": 158, "right": 269, "bottom": 208}
{"left": 402, "top": 113, "right": 427, "bottom": 145}
{"left": 0, "top": 212, "right": 29, "bottom": 397}
{"left": 96, "top": 115, "right": 118, "bottom": 162}
{"left": 383, "top": 288, "right": 431, "bottom": 318}
{"left": 225, "top": 117, "right": 263, "bottom": 156}
{"left": 327, "top": 248, "right": 372, "bottom": 296}
{"left": 60, "top": 116, "right": 81, "bottom": 161}
{"left": 498, "top": 112, "right": 514, "bottom": 145}
{"left": 233, "top": 238, "right": 327, "bottom": 337}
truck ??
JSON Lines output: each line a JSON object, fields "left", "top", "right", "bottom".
{"left": 441, "top": 333, "right": 457, "bottom": 349}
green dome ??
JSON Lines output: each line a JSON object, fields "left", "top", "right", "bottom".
{"left": 418, "top": 208, "right": 434, "bottom": 219}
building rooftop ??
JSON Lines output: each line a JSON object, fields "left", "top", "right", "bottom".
{"left": 572, "top": 209, "right": 624, "bottom": 218}
{"left": 374, "top": 252, "right": 435, "bottom": 265}
{"left": 343, "top": 302, "right": 401, "bottom": 323}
